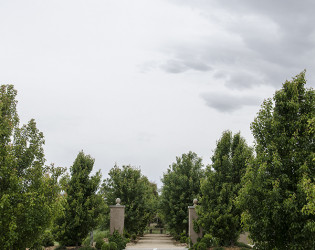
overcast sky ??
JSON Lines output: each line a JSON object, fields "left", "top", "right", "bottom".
{"left": 1, "top": 0, "right": 314, "bottom": 187}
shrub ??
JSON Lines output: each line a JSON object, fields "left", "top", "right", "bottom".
{"left": 41, "top": 230, "right": 55, "bottom": 247}
{"left": 95, "top": 238, "right": 105, "bottom": 249}
{"left": 109, "top": 242, "right": 117, "bottom": 250}
{"left": 94, "top": 230, "right": 109, "bottom": 242}
{"left": 195, "top": 242, "right": 207, "bottom": 250}
{"left": 83, "top": 230, "right": 109, "bottom": 247}
{"left": 171, "top": 232, "right": 181, "bottom": 241}
{"left": 101, "top": 242, "right": 110, "bottom": 250}
{"left": 180, "top": 236, "right": 187, "bottom": 243}
{"left": 29, "top": 230, "right": 55, "bottom": 249}
{"left": 108, "top": 230, "right": 127, "bottom": 250}
{"left": 200, "top": 234, "right": 218, "bottom": 248}
{"left": 131, "top": 234, "right": 137, "bottom": 241}
{"left": 82, "top": 236, "right": 91, "bottom": 247}
{"left": 124, "top": 231, "right": 130, "bottom": 239}
{"left": 180, "top": 232, "right": 186, "bottom": 237}
{"left": 79, "top": 247, "right": 95, "bottom": 250}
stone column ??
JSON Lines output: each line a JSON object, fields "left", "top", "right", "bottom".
{"left": 109, "top": 198, "right": 125, "bottom": 235}
{"left": 188, "top": 199, "right": 202, "bottom": 245}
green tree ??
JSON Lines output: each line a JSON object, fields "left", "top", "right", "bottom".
{"left": 197, "top": 131, "right": 253, "bottom": 246}
{"left": 160, "top": 151, "right": 204, "bottom": 236}
{"left": 101, "top": 165, "right": 158, "bottom": 235}
{"left": 237, "top": 71, "right": 315, "bottom": 249}
{"left": 300, "top": 175, "right": 315, "bottom": 216}
{"left": 299, "top": 116, "right": 315, "bottom": 216}
{"left": 0, "top": 85, "right": 64, "bottom": 249}
{"left": 54, "top": 151, "right": 104, "bottom": 246}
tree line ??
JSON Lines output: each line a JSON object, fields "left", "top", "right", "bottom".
{"left": 0, "top": 85, "right": 158, "bottom": 249}
{"left": 0, "top": 71, "right": 314, "bottom": 249}
{"left": 160, "top": 71, "right": 315, "bottom": 249}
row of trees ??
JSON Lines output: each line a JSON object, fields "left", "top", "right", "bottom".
{"left": 160, "top": 71, "right": 315, "bottom": 249}
{"left": 0, "top": 85, "right": 64, "bottom": 248}
{"left": 0, "top": 71, "right": 314, "bottom": 249}
{"left": 159, "top": 132, "right": 252, "bottom": 246}
{"left": 0, "top": 85, "right": 158, "bottom": 249}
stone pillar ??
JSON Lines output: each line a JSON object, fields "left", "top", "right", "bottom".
{"left": 109, "top": 198, "right": 125, "bottom": 235}
{"left": 188, "top": 199, "right": 202, "bottom": 245}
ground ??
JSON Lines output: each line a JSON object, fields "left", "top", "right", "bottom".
{"left": 126, "top": 234, "right": 187, "bottom": 249}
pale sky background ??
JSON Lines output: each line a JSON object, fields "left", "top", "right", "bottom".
{"left": 1, "top": 0, "right": 314, "bottom": 187}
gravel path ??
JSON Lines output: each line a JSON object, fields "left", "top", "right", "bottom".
{"left": 125, "top": 234, "right": 188, "bottom": 249}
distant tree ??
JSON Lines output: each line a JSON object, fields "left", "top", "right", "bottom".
{"left": 101, "top": 165, "right": 158, "bottom": 235}
{"left": 197, "top": 131, "right": 253, "bottom": 246}
{"left": 160, "top": 151, "right": 204, "bottom": 236}
{"left": 54, "top": 151, "right": 104, "bottom": 246}
{"left": 0, "top": 85, "right": 64, "bottom": 249}
{"left": 237, "top": 71, "right": 315, "bottom": 249}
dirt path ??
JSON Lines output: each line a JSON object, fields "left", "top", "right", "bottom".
{"left": 126, "top": 234, "right": 188, "bottom": 249}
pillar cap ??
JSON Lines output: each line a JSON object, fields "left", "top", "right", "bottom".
{"left": 116, "top": 198, "right": 121, "bottom": 205}
{"left": 193, "top": 198, "right": 198, "bottom": 206}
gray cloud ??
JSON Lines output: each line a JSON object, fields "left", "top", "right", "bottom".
{"left": 157, "top": 0, "right": 315, "bottom": 89}
{"left": 160, "top": 59, "right": 189, "bottom": 73}
{"left": 214, "top": 70, "right": 264, "bottom": 89}
{"left": 201, "top": 92, "right": 260, "bottom": 113}
{"left": 160, "top": 59, "right": 211, "bottom": 73}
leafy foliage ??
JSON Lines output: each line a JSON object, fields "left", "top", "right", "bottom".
{"left": 109, "top": 241, "right": 118, "bottom": 250}
{"left": 95, "top": 237, "right": 105, "bottom": 249}
{"left": 197, "top": 131, "right": 253, "bottom": 246}
{"left": 0, "top": 85, "right": 64, "bottom": 249}
{"left": 101, "top": 165, "right": 158, "bottom": 235}
{"left": 160, "top": 151, "right": 204, "bottom": 235}
{"left": 54, "top": 151, "right": 105, "bottom": 246}
{"left": 101, "top": 242, "right": 110, "bottom": 250}
{"left": 102, "top": 165, "right": 158, "bottom": 234}
{"left": 40, "top": 230, "right": 55, "bottom": 247}
{"left": 299, "top": 117, "right": 315, "bottom": 219}
{"left": 199, "top": 233, "right": 219, "bottom": 248}
{"left": 237, "top": 71, "right": 315, "bottom": 249}
{"left": 108, "top": 230, "right": 128, "bottom": 250}
{"left": 300, "top": 174, "right": 315, "bottom": 215}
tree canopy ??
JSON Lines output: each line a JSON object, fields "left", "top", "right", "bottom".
{"left": 0, "top": 85, "right": 63, "bottom": 249}
{"left": 160, "top": 151, "right": 204, "bottom": 236}
{"left": 197, "top": 131, "right": 253, "bottom": 246}
{"left": 54, "top": 151, "right": 104, "bottom": 246}
{"left": 101, "top": 165, "right": 158, "bottom": 235}
{"left": 237, "top": 71, "right": 315, "bottom": 249}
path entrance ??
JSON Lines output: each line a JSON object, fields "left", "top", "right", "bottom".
{"left": 126, "top": 234, "right": 187, "bottom": 249}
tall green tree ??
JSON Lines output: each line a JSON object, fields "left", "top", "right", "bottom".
{"left": 0, "top": 85, "right": 63, "bottom": 249}
{"left": 299, "top": 116, "right": 315, "bottom": 216}
{"left": 160, "top": 151, "right": 204, "bottom": 236}
{"left": 237, "top": 71, "right": 315, "bottom": 249}
{"left": 197, "top": 131, "right": 253, "bottom": 246}
{"left": 54, "top": 151, "right": 104, "bottom": 246}
{"left": 101, "top": 165, "right": 158, "bottom": 235}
